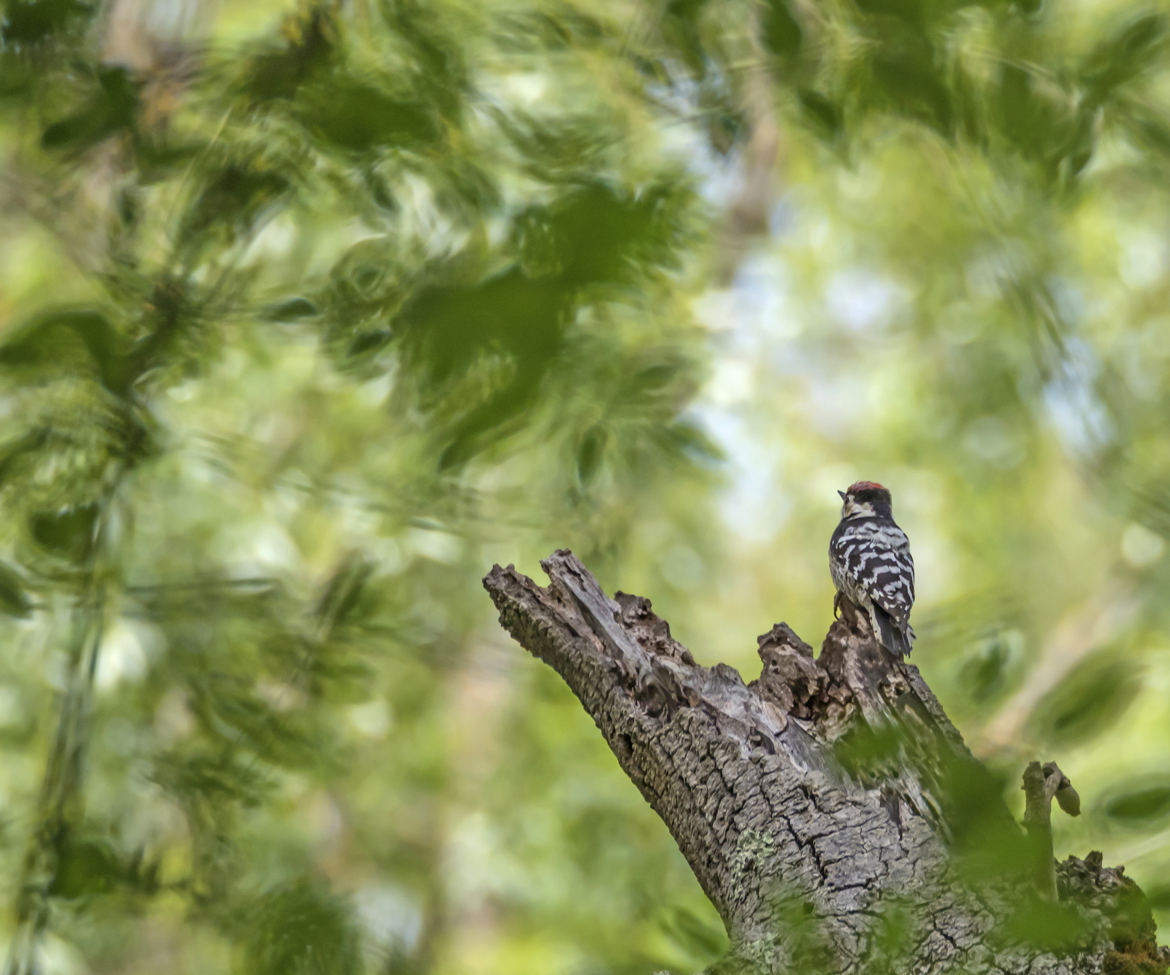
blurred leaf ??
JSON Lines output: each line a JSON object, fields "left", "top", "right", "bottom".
{"left": 863, "top": 900, "right": 915, "bottom": 966}
{"left": 190, "top": 673, "right": 334, "bottom": 770}
{"left": 1082, "top": 12, "right": 1168, "bottom": 102}
{"left": 1031, "top": 656, "right": 1143, "bottom": 745}
{"left": 992, "top": 63, "right": 1085, "bottom": 174}
{"left": 1103, "top": 781, "right": 1170, "bottom": 823}
{"left": 998, "top": 897, "right": 1087, "bottom": 951}
{"left": 130, "top": 576, "right": 282, "bottom": 625}
{"left": 762, "top": 0, "right": 803, "bottom": 60}
{"left": 436, "top": 379, "right": 544, "bottom": 469}
{"left": 833, "top": 721, "right": 904, "bottom": 779}
{"left": 495, "top": 11, "right": 594, "bottom": 56}
{"left": 797, "top": 89, "right": 843, "bottom": 140}
{"left": 0, "top": 559, "right": 33, "bottom": 616}
{"left": 870, "top": 44, "right": 953, "bottom": 135}
{"left": 701, "top": 104, "right": 744, "bottom": 156}
{"left": 854, "top": 0, "right": 928, "bottom": 28}
{"left": 941, "top": 760, "right": 1025, "bottom": 878}
{"left": 398, "top": 265, "right": 567, "bottom": 391}
{"left": 1123, "top": 103, "right": 1170, "bottom": 152}
{"left": 0, "top": 429, "right": 48, "bottom": 488}
{"left": 237, "top": 879, "right": 361, "bottom": 975}
{"left": 294, "top": 76, "right": 439, "bottom": 154}
{"left": 500, "top": 111, "right": 622, "bottom": 177}
{"left": 313, "top": 554, "right": 376, "bottom": 634}
{"left": 1055, "top": 111, "right": 1097, "bottom": 185}
{"left": 634, "top": 353, "right": 689, "bottom": 396}
{"left": 651, "top": 902, "right": 728, "bottom": 964}
{"left": 576, "top": 425, "right": 609, "bottom": 485}
{"left": 377, "top": 1, "right": 468, "bottom": 119}
{"left": 30, "top": 503, "right": 98, "bottom": 561}
{"left": 0, "top": 308, "right": 131, "bottom": 395}
{"left": 530, "top": 180, "right": 690, "bottom": 287}
{"left": 182, "top": 163, "right": 292, "bottom": 241}
{"left": 265, "top": 297, "right": 319, "bottom": 320}
{"left": 1, "top": 0, "right": 92, "bottom": 47}
{"left": 152, "top": 747, "right": 273, "bottom": 808}
{"left": 42, "top": 65, "right": 138, "bottom": 153}
{"left": 662, "top": 420, "right": 723, "bottom": 465}
{"left": 660, "top": 0, "right": 713, "bottom": 73}
{"left": 344, "top": 327, "right": 392, "bottom": 361}
{"left": 958, "top": 638, "right": 1011, "bottom": 702}
{"left": 240, "top": 4, "right": 335, "bottom": 101}
{"left": 50, "top": 834, "right": 120, "bottom": 899}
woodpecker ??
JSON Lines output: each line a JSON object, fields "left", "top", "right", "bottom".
{"left": 829, "top": 481, "right": 916, "bottom": 656}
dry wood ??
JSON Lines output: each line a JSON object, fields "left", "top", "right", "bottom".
{"left": 484, "top": 550, "right": 1167, "bottom": 975}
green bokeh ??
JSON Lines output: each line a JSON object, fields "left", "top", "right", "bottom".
{"left": 0, "top": 0, "right": 1168, "bottom": 972}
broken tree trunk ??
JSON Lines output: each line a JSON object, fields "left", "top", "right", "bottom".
{"left": 483, "top": 550, "right": 1167, "bottom": 975}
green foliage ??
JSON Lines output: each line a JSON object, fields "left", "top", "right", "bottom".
{"left": 1000, "top": 897, "right": 1093, "bottom": 952}
{"left": 1104, "top": 781, "right": 1170, "bottom": 824}
{"left": 1, "top": 0, "right": 1169, "bottom": 971}
{"left": 1031, "top": 654, "right": 1144, "bottom": 745}
{"left": 234, "top": 878, "right": 362, "bottom": 975}
{"left": 0, "top": 2, "right": 720, "bottom": 972}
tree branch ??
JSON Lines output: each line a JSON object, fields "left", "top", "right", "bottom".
{"left": 484, "top": 550, "right": 1168, "bottom": 974}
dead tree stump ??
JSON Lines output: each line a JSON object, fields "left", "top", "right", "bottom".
{"left": 483, "top": 550, "right": 1167, "bottom": 975}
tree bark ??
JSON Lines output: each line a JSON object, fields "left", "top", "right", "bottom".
{"left": 483, "top": 550, "right": 1168, "bottom": 975}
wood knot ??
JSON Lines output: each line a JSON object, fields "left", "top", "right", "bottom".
{"left": 635, "top": 657, "right": 701, "bottom": 715}
{"left": 754, "top": 623, "right": 824, "bottom": 719}
{"left": 757, "top": 623, "right": 814, "bottom": 657}
{"left": 614, "top": 591, "right": 692, "bottom": 662}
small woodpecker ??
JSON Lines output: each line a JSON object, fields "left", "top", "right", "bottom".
{"left": 829, "top": 481, "right": 916, "bottom": 656}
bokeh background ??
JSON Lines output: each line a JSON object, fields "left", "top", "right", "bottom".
{"left": 1, "top": 0, "right": 1169, "bottom": 972}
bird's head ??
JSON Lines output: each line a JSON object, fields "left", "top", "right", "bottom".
{"left": 838, "top": 481, "right": 893, "bottom": 520}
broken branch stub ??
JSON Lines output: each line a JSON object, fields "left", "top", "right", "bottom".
{"left": 1023, "top": 762, "right": 1083, "bottom": 902}
{"left": 483, "top": 550, "right": 1167, "bottom": 974}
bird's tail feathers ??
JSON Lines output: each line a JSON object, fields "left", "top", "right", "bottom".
{"left": 874, "top": 607, "right": 913, "bottom": 657}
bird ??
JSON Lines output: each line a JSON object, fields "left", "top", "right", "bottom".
{"left": 829, "top": 481, "right": 916, "bottom": 656}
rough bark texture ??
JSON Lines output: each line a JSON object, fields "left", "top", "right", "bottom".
{"left": 483, "top": 550, "right": 1168, "bottom": 975}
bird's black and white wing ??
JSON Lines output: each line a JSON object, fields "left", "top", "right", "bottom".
{"left": 830, "top": 518, "right": 915, "bottom": 627}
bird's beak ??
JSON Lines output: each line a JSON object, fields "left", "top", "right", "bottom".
{"left": 837, "top": 490, "right": 847, "bottom": 501}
